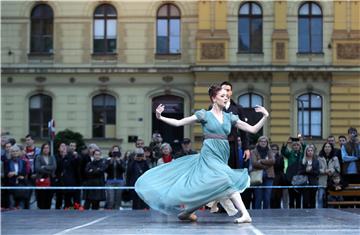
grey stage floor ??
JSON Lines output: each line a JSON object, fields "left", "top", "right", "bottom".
{"left": 1, "top": 209, "right": 360, "bottom": 235}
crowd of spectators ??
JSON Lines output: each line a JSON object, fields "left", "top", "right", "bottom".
{"left": 1, "top": 127, "right": 359, "bottom": 211}
{"left": 0, "top": 132, "right": 197, "bottom": 210}
{"left": 243, "top": 127, "right": 359, "bottom": 210}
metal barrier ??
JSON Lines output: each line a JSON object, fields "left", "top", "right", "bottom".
{"left": 2, "top": 185, "right": 352, "bottom": 190}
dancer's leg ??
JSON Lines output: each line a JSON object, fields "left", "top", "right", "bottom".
{"left": 230, "top": 192, "right": 252, "bottom": 223}
{"left": 219, "top": 198, "right": 238, "bottom": 216}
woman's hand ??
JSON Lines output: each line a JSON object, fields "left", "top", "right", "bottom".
{"left": 254, "top": 105, "right": 269, "bottom": 117}
{"left": 156, "top": 104, "right": 165, "bottom": 119}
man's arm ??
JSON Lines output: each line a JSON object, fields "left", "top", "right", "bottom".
{"left": 237, "top": 104, "right": 250, "bottom": 151}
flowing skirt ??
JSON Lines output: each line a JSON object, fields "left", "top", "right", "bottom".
{"left": 135, "top": 139, "right": 250, "bottom": 215}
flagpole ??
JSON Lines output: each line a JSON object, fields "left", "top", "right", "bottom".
{"left": 48, "top": 119, "right": 55, "bottom": 156}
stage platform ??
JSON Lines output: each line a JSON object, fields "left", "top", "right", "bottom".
{"left": 2, "top": 209, "right": 359, "bottom": 235}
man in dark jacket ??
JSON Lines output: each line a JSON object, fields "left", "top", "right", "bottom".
{"left": 221, "top": 81, "right": 250, "bottom": 167}
{"left": 174, "top": 138, "right": 197, "bottom": 159}
{"left": 126, "top": 148, "right": 149, "bottom": 209}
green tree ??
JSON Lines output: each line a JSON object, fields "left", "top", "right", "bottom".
{"left": 54, "top": 129, "right": 85, "bottom": 154}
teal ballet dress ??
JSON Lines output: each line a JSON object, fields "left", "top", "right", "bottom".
{"left": 135, "top": 109, "right": 250, "bottom": 215}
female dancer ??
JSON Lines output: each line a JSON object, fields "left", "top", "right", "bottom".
{"left": 135, "top": 84, "right": 269, "bottom": 223}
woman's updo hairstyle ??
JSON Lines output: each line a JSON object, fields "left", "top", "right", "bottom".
{"left": 208, "top": 84, "right": 222, "bottom": 102}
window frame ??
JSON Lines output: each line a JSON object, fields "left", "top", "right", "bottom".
{"left": 30, "top": 4, "right": 54, "bottom": 54}
{"left": 92, "top": 94, "right": 116, "bottom": 139}
{"left": 29, "top": 94, "right": 52, "bottom": 139}
{"left": 298, "top": 2, "right": 323, "bottom": 54}
{"left": 238, "top": 2, "right": 263, "bottom": 54}
{"left": 297, "top": 92, "right": 323, "bottom": 139}
{"left": 93, "top": 4, "right": 118, "bottom": 55}
{"left": 238, "top": 92, "right": 264, "bottom": 108}
{"left": 156, "top": 3, "right": 181, "bottom": 55}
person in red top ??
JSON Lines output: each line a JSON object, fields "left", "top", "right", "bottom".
{"left": 24, "top": 134, "right": 40, "bottom": 176}
{"left": 157, "top": 143, "right": 173, "bottom": 165}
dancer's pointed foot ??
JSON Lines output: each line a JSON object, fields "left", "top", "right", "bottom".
{"left": 234, "top": 214, "right": 252, "bottom": 223}
{"left": 178, "top": 212, "right": 198, "bottom": 222}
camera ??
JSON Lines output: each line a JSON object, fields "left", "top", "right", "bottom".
{"left": 112, "top": 151, "right": 121, "bottom": 157}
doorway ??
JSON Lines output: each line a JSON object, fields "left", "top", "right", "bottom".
{"left": 152, "top": 95, "right": 184, "bottom": 144}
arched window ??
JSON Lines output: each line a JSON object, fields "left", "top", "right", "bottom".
{"left": 93, "top": 4, "right": 117, "bottom": 53}
{"left": 297, "top": 93, "right": 322, "bottom": 138}
{"left": 238, "top": 2, "right": 262, "bottom": 53}
{"left": 29, "top": 94, "right": 52, "bottom": 138}
{"left": 92, "top": 94, "right": 116, "bottom": 138}
{"left": 156, "top": 4, "right": 181, "bottom": 54}
{"left": 30, "top": 4, "right": 54, "bottom": 53}
{"left": 238, "top": 92, "right": 263, "bottom": 108}
{"left": 298, "top": 2, "right": 323, "bottom": 53}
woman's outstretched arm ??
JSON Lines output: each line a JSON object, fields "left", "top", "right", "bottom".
{"left": 156, "top": 104, "right": 197, "bottom": 127}
{"left": 235, "top": 105, "right": 269, "bottom": 134}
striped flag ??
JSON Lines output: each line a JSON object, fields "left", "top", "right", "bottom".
{"left": 48, "top": 119, "right": 55, "bottom": 140}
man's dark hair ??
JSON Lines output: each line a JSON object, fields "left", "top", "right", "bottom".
{"left": 8, "top": 138, "right": 16, "bottom": 145}
{"left": 348, "top": 127, "right": 357, "bottom": 135}
{"left": 25, "top": 134, "right": 33, "bottom": 139}
{"left": 220, "top": 81, "right": 233, "bottom": 89}
{"left": 338, "top": 135, "right": 347, "bottom": 140}
{"left": 270, "top": 143, "right": 279, "bottom": 150}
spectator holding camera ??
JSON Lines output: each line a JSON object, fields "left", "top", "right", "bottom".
{"left": 128, "top": 139, "right": 145, "bottom": 162}
{"left": 126, "top": 148, "right": 149, "bottom": 209}
{"left": 341, "top": 127, "right": 360, "bottom": 184}
{"left": 281, "top": 137, "right": 305, "bottom": 208}
{"left": 149, "top": 132, "right": 163, "bottom": 164}
{"left": 105, "top": 145, "right": 126, "bottom": 210}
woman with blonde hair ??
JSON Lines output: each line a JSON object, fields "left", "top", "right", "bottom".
{"left": 298, "top": 145, "right": 320, "bottom": 208}
{"left": 250, "top": 136, "right": 275, "bottom": 209}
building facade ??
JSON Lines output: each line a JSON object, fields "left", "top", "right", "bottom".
{"left": 1, "top": 0, "right": 359, "bottom": 151}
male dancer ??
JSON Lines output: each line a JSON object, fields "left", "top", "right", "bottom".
{"left": 221, "top": 81, "right": 250, "bottom": 165}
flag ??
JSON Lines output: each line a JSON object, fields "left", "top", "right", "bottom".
{"left": 48, "top": 119, "right": 55, "bottom": 140}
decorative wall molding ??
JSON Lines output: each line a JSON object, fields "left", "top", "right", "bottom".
{"left": 98, "top": 76, "right": 110, "bottom": 83}
{"left": 275, "top": 42, "right": 285, "bottom": 60}
{"left": 35, "top": 76, "right": 46, "bottom": 83}
{"left": 337, "top": 43, "right": 360, "bottom": 60}
{"left": 289, "top": 72, "right": 332, "bottom": 82}
{"left": 200, "top": 42, "right": 225, "bottom": 60}
{"left": 229, "top": 72, "right": 272, "bottom": 82}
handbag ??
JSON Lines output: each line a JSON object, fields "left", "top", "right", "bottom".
{"left": 35, "top": 177, "right": 51, "bottom": 187}
{"left": 250, "top": 170, "right": 263, "bottom": 185}
{"left": 291, "top": 175, "right": 308, "bottom": 186}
